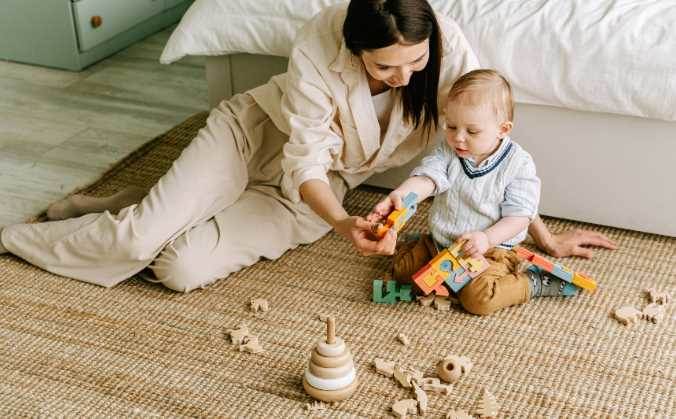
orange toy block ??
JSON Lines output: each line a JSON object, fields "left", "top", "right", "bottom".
{"left": 412, "top": 249, "right": 454, "bottom": 295}
{"left": 373, "top": 192, "right": 418, "bottom": 238}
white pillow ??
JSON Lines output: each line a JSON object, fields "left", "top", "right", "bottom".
{"left": 161, "top": 0, "right": 676, "bottom": 122}
{"left": 159, "top": 0, "right": 345, "bottom": 64}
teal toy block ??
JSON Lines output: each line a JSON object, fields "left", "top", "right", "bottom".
{"left": 551, "top": 265, "right": 574, "bottom": 282}
{"left": 373, "top": 279, "right": 413, "bottom": 304}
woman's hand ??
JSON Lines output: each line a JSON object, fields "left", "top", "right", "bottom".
{"left": 334, "top": 216, "right": 397, "bottom": 256}
{"left": 459, "top": 231, "right": 491, "bottom": 259}
{"left": 529, "top": 215, "right": 618, "bottom": 259}
{"left": 541, "top": 229, "right": 618, "bottom": 259}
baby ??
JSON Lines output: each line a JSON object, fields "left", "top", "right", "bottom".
{"left": 369, "top": 69, "right": 576, "bottom": 316}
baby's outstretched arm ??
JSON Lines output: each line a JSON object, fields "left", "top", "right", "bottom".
{"left": 460, "top": 216, "right": 530, "bottom": 258}
{"left": 368, "top": 175, "right": 435, "bottom": 223}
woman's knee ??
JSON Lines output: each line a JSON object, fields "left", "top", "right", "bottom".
{"left": 151, "top": 245, "right": 224, "bottom": 293}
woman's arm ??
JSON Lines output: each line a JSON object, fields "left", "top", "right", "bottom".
{"left": 529, "top": 214, "right": 618, "bottom": 258}
{"left": 299, "top": 179, "right": 397, "bottom": 256}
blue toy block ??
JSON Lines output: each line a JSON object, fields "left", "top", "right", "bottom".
{"left": 551, "top": 264, "right": 574, "bottom": 282}
{"left": 444, "top": 266, "right": 471, "bottom": 293}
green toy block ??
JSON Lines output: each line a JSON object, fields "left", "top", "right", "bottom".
{"left": 373, "top": 279, "right": 413, "bottom": 304}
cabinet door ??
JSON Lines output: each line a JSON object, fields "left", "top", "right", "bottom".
{"left": 72, "top": 0, "right": 164, "bottom": 51}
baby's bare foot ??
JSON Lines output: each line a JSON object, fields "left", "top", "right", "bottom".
{"left": 46, "top": 194, "right": 90, "bottom": 220}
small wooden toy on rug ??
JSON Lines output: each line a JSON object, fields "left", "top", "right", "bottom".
{"left": 473, "top": 387, "right": 499, "bottom": 418}
{"left": 419, "top": 377, "right": 452, "bottom": 395}
{"left": 644, "top": 288, "right": 671, "bottom": 305}
{"left": 373, "top": 358, "right": 396, "bottom": 377}
{"left": 412, "top": 381, "right": 428, "bottom": 415}
{"left": 303, "top": 317, "right": 358, "bottom": 403}
{"left": 613, "top": 306, "right": 643, "bottom": 326}
{"left": 612, "top": 287, "right": 671, "bottom": 326}
{"left": 250, "top": 298, "right": 270, "bottom": 313}
{"left": 225, "top": 323, "right": 252, "bottom": 345}
{"left": 238, "top": 335, "right": 264, "bottom": 354}
{"left": 446, "top": 410, "right": 473, "bottom": 419}
{"left": 305, "top": 401, "right": 326, "bottom": 413}
{"left": 225, "top": 323, "right": 265, "bottom": 353}
{"left": 393, "top": 365, "right": 424, "bottom": 389}
{"left": 437, "top": 354, "right": 473, "bottom": 384}
{"left": 397, "top": 333, "right": 410, "bottom": 346}
{"left": 392, "top": 399, "right": 418, "bottom": 419}
{"left": 371, "top": 192, "right": 419, "bottom": 239}
{"left": 642, "top": 303, "right": 666, "bottom": 324}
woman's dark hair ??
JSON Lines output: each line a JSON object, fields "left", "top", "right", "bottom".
{"left": 343, "top": 0, "right": 442, "bottom": 134}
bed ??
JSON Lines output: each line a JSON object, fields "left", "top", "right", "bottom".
{"left": 160, "top": 0, "right": 676, "bottom": 237}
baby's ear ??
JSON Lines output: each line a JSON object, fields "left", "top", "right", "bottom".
{"left": 499, "top": 120, "right": 513, "bottom": 137}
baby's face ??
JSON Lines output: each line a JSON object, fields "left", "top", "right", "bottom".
{"left": 443, "top": 98, "right": 511, "bottom": 164}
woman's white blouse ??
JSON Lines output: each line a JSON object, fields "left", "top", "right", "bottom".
{"left": 248, "top": 3, "right": 479, "bottom": 202}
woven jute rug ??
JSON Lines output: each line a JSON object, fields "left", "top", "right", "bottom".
{"left": 1, "top": 112, "right": 674, "bottom": 418}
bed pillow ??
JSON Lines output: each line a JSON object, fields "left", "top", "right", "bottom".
{"left": 160, "top": 0, "right": 345, "bottom": 63}
{"left": 161, "top": 0, "right": 676, "bottom": 122}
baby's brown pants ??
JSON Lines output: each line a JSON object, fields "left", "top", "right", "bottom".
{"left": 393, "top": 234, "right": 531, "bottom": 315}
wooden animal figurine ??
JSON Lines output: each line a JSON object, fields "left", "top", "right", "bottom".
{"left": 613, "top": 305, "right": 643, "bottom": 326}
{"left": 373, "top": 358, "right": 395, "bottom": 377}
{"left": 437, "top": 354, "right": 472, "bottom": 384}
{"left": 392, "top": 399, "right": 418, "bottom": 419}
{"left": 303, "top": 317, "right": 358, "bottom": 402}
{"left": 643, "top": 288, "right": 671, "bottom": 305}
{"left": 225, "top": 323, "right": 252, "bottom": 345}
{"left": 642, "top": 303, "right": 665, "bottom": 324}
{"left": 250, "top": 298, "right": 270, "bottom": 313}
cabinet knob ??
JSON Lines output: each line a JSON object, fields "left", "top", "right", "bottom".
{"left": 90, "top": 15, "right": 103, "bottom": 29}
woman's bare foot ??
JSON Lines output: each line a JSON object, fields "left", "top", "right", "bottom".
{"left": 46, "top": 194, "right": 93, "bottom": 220}
{"left": 46, "top": 186, "right": 148, "bottom": 221}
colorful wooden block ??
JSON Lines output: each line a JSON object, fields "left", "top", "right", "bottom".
{"left": 373, "top": 279, "right": 413, "bottom": 304}
{"left": 514, "top": 246, "right": 597, "bottom": 293}
{"left": 374, "top": 192, "right": 418, "bottom": 238}
{"left": 412, "top": 244, "right": 490, "bottom": 295}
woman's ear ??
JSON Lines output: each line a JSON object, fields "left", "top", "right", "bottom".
{"left": 499, "top": 121, "right": 513, "bottom": 137}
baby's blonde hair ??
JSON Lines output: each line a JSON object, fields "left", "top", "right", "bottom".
{"left": 447, "top": 69, "right": 514, "bottom": 121}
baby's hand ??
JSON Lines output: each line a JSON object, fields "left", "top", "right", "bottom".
{"left": 459, "top": 231, "right": 491, "bottom": 258}
{"left": 367, "top": 190, "right": 406, "bottom": 223}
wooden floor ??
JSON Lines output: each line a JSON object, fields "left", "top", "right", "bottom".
{"left": 0, "top": 27, "right": 207, "bottom": 227}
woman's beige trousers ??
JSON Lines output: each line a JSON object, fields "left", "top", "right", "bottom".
{"left": 1, "top": 94, "right": 346, "bottom": 292}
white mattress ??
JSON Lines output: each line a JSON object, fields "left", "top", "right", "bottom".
{"left": 161, "top": 0, "right": 676, "bottom": 122}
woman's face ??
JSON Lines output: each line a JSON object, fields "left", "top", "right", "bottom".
{"left": 360, "top": 39, "right": 430, "bottom": 88}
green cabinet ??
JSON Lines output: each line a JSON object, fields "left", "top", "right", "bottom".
{"left": 0, "top": 0, "right": 192, "bottom": 71}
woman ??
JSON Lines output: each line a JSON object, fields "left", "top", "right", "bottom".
{"left": 0, "top": 0, "right": 615, "bottom": 291}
